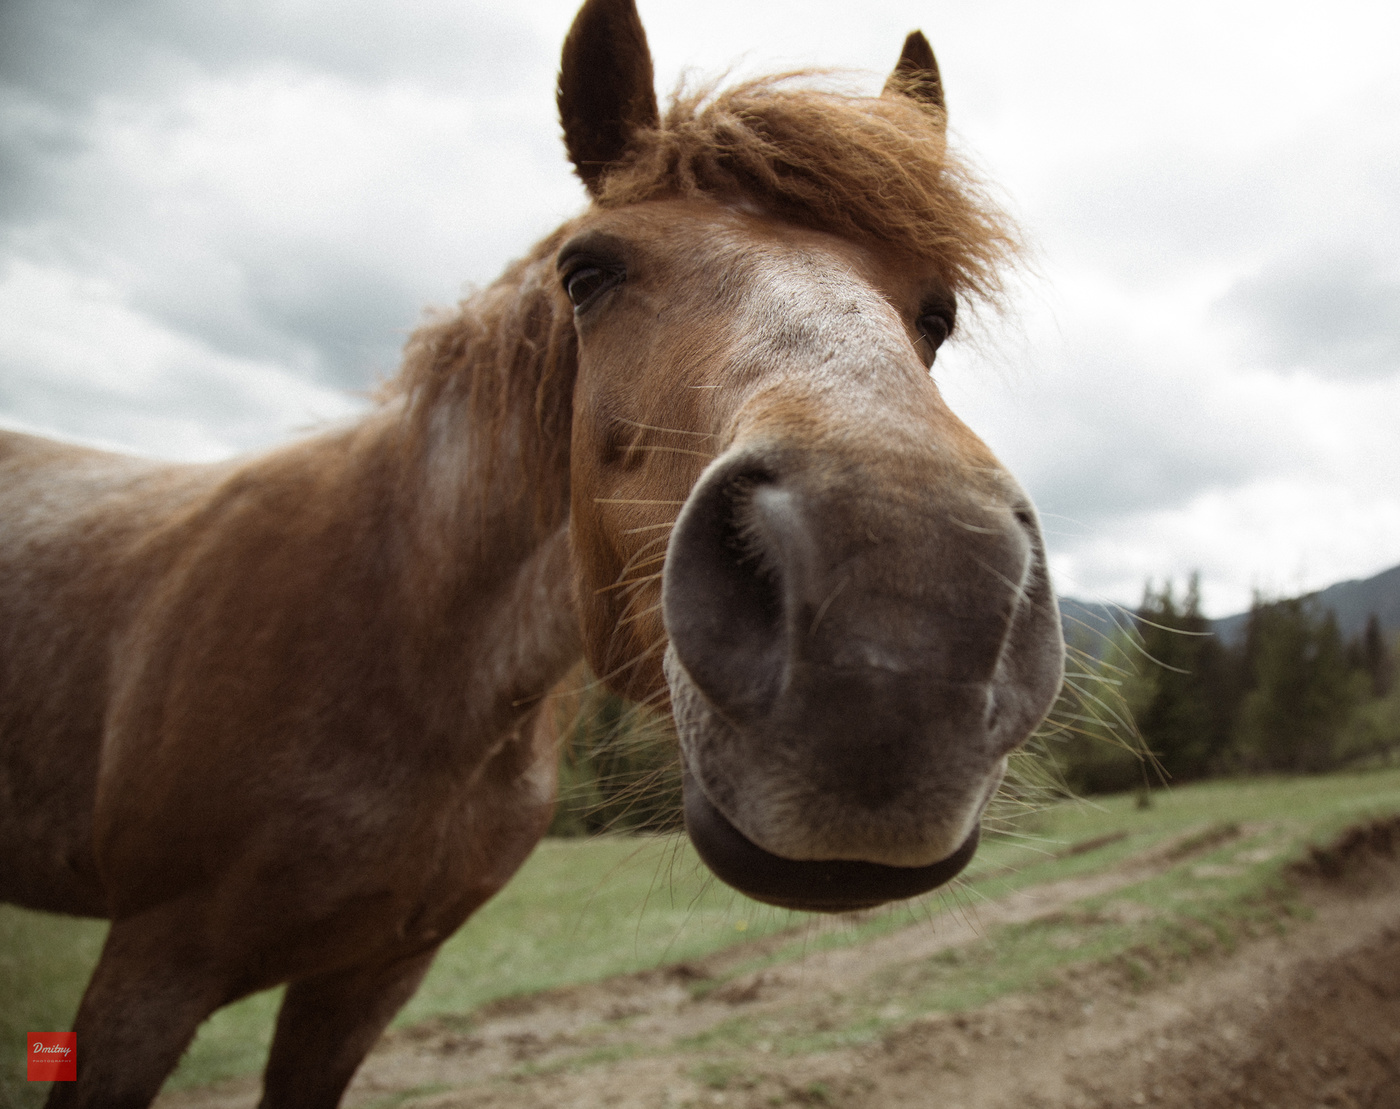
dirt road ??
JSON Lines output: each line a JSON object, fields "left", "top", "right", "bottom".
{"left": 158, "top": 819, "right": 1400, "bottom": 1109}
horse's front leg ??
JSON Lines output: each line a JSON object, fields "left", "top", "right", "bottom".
{"left": 46, "top": 901, "right": 231, "bottom": 1109}
{"left": 257, "top": 947, "right": 438, "bottom": 1109}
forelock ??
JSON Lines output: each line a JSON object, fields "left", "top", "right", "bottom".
{"left": 595, "top": 74, "right": 1019, "bottom": 303}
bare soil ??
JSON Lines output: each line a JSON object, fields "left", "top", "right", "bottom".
{"left": 158, "top": 818, "right": 1400, "bottom": 1109}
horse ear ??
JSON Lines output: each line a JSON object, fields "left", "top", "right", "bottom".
{"left": 882, "top": 31, "right": 946, "bottom": 123}
{"left": 558, "top": 0, "right": 660, "bottom": 196}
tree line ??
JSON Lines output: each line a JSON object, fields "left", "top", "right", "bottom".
{"left": 1054, "top": 576, "right": 1399, "bottom": 794}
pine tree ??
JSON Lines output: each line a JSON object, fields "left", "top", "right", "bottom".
{"left": 1131, "top": 575, "right": 1236, "bottom": 781}
{"left": 1355, "top": 613, "right": 1393, "bottom": 697}
{"left": 1233, "top": 597, "right": 1362, "bottom": 773}
{"left": 1335, "top": 615, "right": 1400, "bottom": 766}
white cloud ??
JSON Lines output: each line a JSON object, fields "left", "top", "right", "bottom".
{"left": 2, "top": 0, "right": 1398, "bottom": 615}
{"left": 939, "top": 247, "right": 1400, "bottom": 615}
{"left": 0, "top": 258, "right": 365, "bottom": 460}
{"left": 1051, "top": 476, "right": 1400, "bottom": 617}
{"left": 4, "top": 51, "right": 582, "bottom": 386}
{"left": 1214, "top": 249, "right": 1400, "bottom": 379}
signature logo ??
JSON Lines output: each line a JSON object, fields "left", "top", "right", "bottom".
{"left": 27, "top": 1034, "right": 77, "bottom": 1083}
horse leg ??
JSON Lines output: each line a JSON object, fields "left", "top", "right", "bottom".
{"left": 257, "top": 947, "right": 438, "bottom": 1109}
{"left": 45, "top": 907, "right": 229, "bottom": 1109}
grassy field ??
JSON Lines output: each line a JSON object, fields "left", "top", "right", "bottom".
{"left": 4, "top": 766, "right": 1400, "bottom": 1107}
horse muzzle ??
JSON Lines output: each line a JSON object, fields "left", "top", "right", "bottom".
{"left": 661, "top": 444, "right": 1063, "bottom": 910}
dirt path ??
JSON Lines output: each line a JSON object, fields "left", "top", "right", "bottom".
{"left": 158, "top": 819, "right": 1400, "bottom": 1109}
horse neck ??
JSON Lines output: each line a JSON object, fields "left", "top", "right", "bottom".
{"left": 398, "top": 240, "right": 574, "bottom": 548}
{"left": 382, "top": 244, "right": 582, "bottom": 728}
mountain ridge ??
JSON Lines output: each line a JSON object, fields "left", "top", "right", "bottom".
{"left": 1060, "top": 561, "right": 1400, "bottom": 651}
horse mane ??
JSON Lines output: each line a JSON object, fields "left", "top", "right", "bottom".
{"left": 384, "top": 229, "right": 579, "bottom": 539}
{"left": 601, "top": 74, "right": 1019, "bottom": 302}
{"left": 385, "top": 73, "right": 1018, "bottom": 521}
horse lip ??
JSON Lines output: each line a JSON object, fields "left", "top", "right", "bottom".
{"left": 681, "top": 764, "right": 980, "bottom": 913}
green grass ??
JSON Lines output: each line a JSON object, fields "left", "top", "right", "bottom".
{"left": 672, "top": 772, "right": 1400, "bottom": 1063}
{"left": 5, "top": 767, "right": 1400, "bottom": 1107}
{"left": 0, "top": 909, "right": 107, "bottom": 1108}
{"left": 673, "top": 835, "right": 1307, "bottom": 1060}
{"left": 675, "top": 767, "right": 1400, "bottom": 990}
{"left": 0, "top": 837, "right": 799, "bottom": 1105}
{"left": 397, "top": 835, "right": 799, "bottom": 1024}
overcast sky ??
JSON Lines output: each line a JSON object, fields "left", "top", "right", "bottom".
{"left": 2, "top": 0, "right": 1398, "bottom": 617}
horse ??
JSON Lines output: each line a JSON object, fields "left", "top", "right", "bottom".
{"left": 0, "top": 0, "right": 1063, "bottom": 1105}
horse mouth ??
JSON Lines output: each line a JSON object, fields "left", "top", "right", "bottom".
{"left": 681, "top": 764, "right": 980, "bottom": 913}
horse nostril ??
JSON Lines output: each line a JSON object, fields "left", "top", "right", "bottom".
{"left": 663, "top": 459, "right": 788, "bottom": 720}
{"left": 724, "top": 476, "right": 785, "bottom": 602}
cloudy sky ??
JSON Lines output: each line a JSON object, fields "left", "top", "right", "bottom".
{"left": 2, "top": 0, "right": 1397, "bottom": 617}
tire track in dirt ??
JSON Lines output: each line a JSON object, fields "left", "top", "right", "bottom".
{"left": 155, "top": 817, "right": 1400, "bottom": 1109}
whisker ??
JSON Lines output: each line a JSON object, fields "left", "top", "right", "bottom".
{"left": 593, "top": 498, "right": 686, "bottom": 506}
{"left": 589, "top": 636, "right": 669, "bottom": 689}
{"left": 947, "top": 515, "right": 1003, "bottom": 535}
{"left": 808, "top": 576, "right": 848, "bottom": 636}
{"left": 591, "top": 532, "right": 677, "bottom": 601}
{"left": 610, "top": 544, "right": 669, "bottom": 583}
{"left": 971, "top": 555, "right": 1026, "bottom": 600}
{"left": 594, "top": 570, "right": 663, "bottom": 596}
{"left": 616, "top": 418, "right": 717, "bottom": 439}
{"left": 622, "top": 445, "right": 715, "bottom": 460}
{"left": 617, "top": 601, "right": 664, "bottom": 629}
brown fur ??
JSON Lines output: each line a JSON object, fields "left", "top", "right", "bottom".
{"left": 0, "top": 3, "right": 1059, "bottom": 1106}
{"left": 387, "top": 74, "right": 1017, "bottom": 500}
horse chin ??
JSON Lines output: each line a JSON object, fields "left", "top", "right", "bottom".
{"left": 680, "top": 763, "right": 980, "bottom": 913}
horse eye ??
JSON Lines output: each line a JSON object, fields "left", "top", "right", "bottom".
{"left": 918, "top": 312, "right": 952, "bottom": 356}
{"left": 564, "top": 265, "right": 619, "bottom": 309}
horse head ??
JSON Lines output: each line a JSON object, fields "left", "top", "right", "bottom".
{"left": 558, "top": 0, "right": 1064, "bottom": 911}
